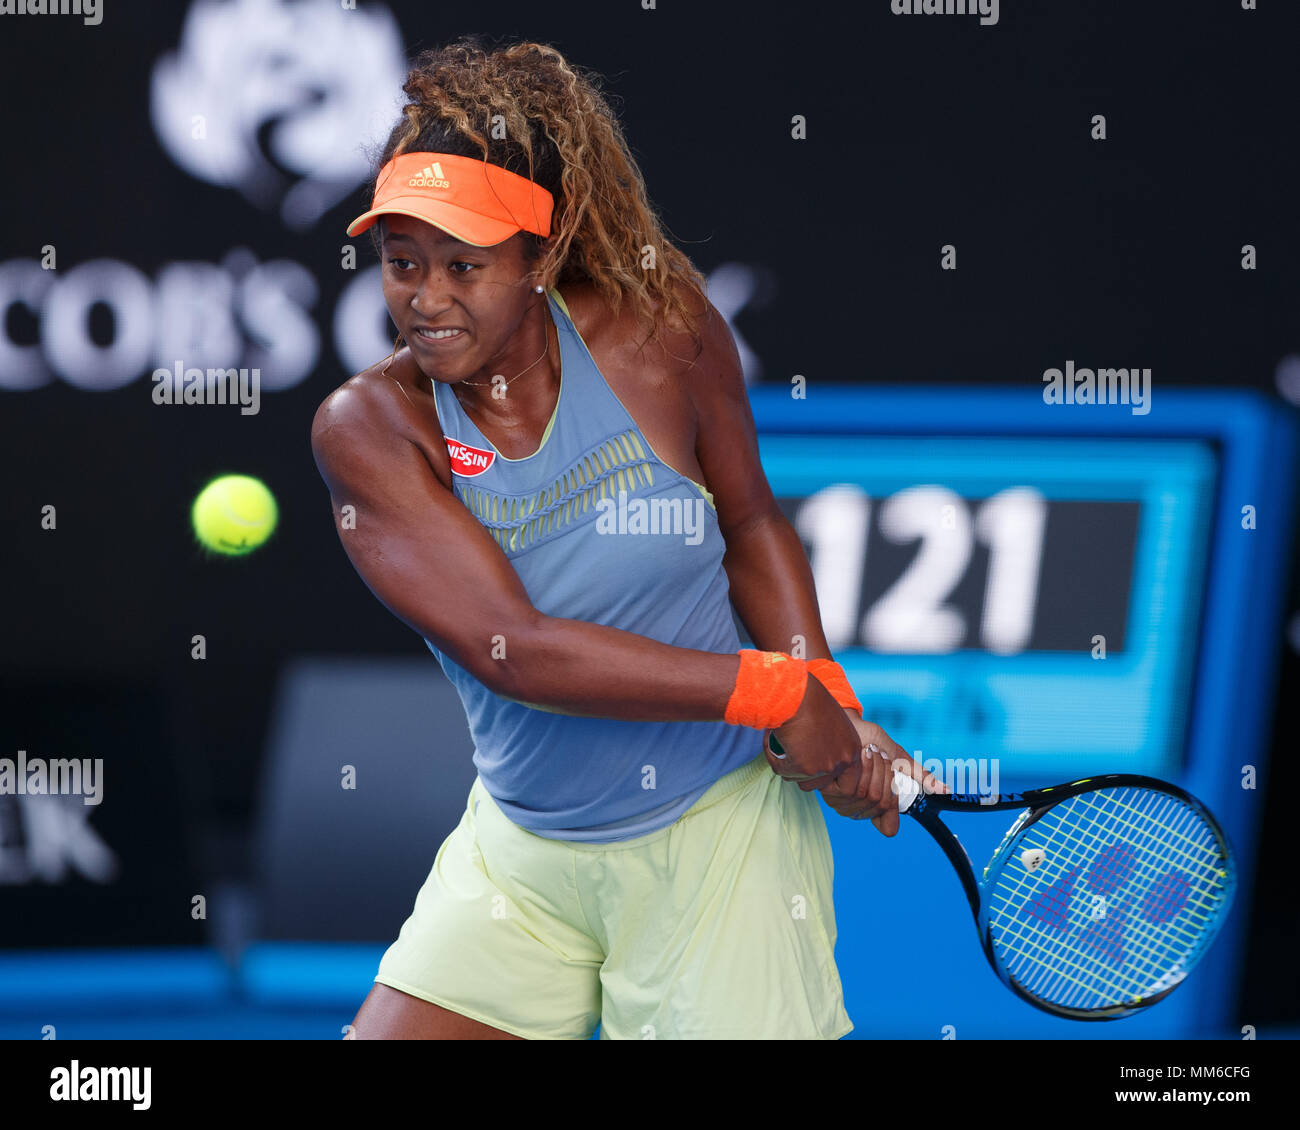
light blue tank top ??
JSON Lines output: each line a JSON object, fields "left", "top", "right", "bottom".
{"left": 427, "top": 288, "right": 762, "bottom": 842}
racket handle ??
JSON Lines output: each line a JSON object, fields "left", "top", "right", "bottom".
{"left": 770, "top": 735, "right": 922, "bottom": 814}
{"left": 894, "top": 770, "right": 922, "bottom": 814}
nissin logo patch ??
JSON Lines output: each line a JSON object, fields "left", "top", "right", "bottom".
{"left": 445, "top": 438, "right": 495, "bottom": 476}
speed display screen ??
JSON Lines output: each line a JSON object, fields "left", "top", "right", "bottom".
{"left": 757, "top": 435, "right": 1217, "bottom": 781}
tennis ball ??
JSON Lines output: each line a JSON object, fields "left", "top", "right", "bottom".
{"left": 192, "top": 474, "right": 278, "bottom": 556}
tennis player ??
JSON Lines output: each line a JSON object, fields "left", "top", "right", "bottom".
{"left": 312, "top": 37, "right": 938, "bottom": 1040}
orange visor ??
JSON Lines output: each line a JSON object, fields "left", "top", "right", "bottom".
{"left": 346, "top": 151, "right": 554, "bottom": 246}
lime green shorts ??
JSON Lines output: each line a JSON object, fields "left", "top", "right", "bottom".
{"left": 373, "top": 751, "right": 854, "bottom": 1040}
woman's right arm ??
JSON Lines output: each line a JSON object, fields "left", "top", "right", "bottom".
{"left": 309, "top": 378, "right": 856, "bottom": 783}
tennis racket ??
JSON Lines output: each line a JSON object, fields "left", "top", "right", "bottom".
{"left": 771, "top": 736, "right": 1237, "bottom": 1020}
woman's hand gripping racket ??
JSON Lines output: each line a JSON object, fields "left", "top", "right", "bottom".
{"left": 890, "top": 770, "right": 1236, "bottom": 1020}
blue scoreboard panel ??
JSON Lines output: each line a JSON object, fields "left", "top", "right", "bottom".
{"left": 748, "top": 386, "right": 1300, "bottom": 1039}
{"left": 761, "top": 435, "right": 1214, "bottom": 783}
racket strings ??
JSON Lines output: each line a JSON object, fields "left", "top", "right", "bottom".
{"left": 993, "top": 795, "right": 1202, "bottom": 1005}
{"left": 993, "top": 791, "right": 1226, "bottom": 1009}
{"left": 982, "top": 786, "right": 1231, "bottom": 1013}
{"left": 995, "top": 793, "right": 1221, "bottom": 1005}
{"left": 1006, "top": 793, "right": 1222, "bottom": 949}
{"left": 992, "top": 821, "right": 1194, "bottom": 1006}
{"left": 993, "top": 807, "right": 1172, "bottom": 1007}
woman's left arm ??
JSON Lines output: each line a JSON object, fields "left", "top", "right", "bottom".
{"left": 685, "top": 298, "right": 946, "bottom": 833}
{"left": 685, "top": 300, "right": 838, "bottom": 664}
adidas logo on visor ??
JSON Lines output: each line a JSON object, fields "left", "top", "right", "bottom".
{"left": 407, "top": 161, "right": 449, "bottom": 188}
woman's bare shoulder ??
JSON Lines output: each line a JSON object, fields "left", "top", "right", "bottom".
{"left": 311, "top": 349, "right": 448, "bottom": 485}
{"left": 558, "top": 277, "right": 716, "bottom": 375}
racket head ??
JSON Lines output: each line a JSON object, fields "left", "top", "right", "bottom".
{"left": 973, "top": 776, "right": 1236, "bottom": 1020}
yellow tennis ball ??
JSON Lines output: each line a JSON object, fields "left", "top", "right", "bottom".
{"left": 192, "top": 474, "right": 278, "bottom": 556}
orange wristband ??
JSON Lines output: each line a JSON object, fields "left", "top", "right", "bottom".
{"left": 723, "top": 650, "right": 809, "bottom": 729}
{"left": 807, "top": 658, "right": 862, "bottom": 714}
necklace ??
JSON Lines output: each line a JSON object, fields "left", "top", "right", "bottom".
{"left": 458, "top": 317, "right": 553, "bottom": 388}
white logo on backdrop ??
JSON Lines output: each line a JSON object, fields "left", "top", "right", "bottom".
{"left": 150, "top": 0, "right": 406, "bottom": 230}
{"left": 0, "top": 0, "right": 773, "bottom": 394}
{"left": 705, "top": 263, "right": 773, "bottom": 385}
{"left": 0, "top": 796, "right": 119, "bottom": 885}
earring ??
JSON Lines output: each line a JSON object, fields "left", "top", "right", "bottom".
{"left": 534, "top": 285, "right": 544, "bottom": 293}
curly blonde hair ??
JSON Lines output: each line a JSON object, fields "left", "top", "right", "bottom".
{"left": 366, "top": 35, "right": 708, "bottom": 356}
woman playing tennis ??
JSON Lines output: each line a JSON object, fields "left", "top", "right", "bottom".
{"left": 312, "top": 36, "right": 938, "bottom": 1040}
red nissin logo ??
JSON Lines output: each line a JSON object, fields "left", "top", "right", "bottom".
{"left": 445, "top": 438, "right": 495, "bottom": 477}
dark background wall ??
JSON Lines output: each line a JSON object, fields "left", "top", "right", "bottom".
{"left": 2, "top": 0, "right": 1297, "bottom": 1025}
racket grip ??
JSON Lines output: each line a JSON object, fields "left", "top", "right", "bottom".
{"left": 894, "top": 770, "right": 922, "bottom": 814}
